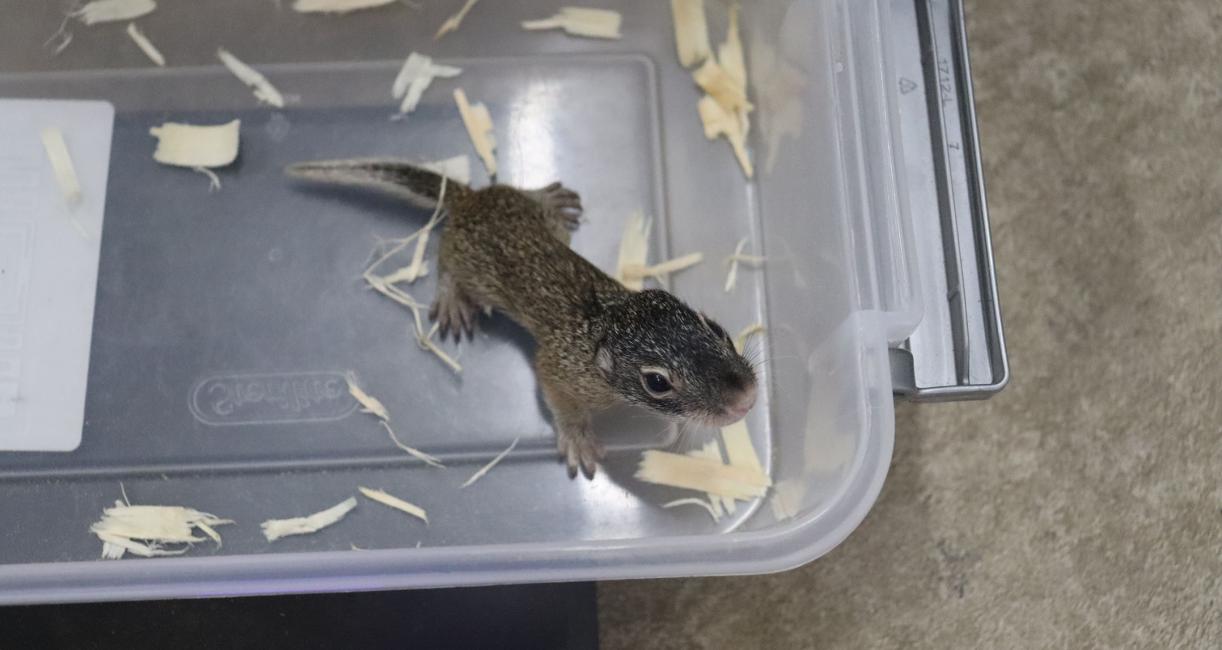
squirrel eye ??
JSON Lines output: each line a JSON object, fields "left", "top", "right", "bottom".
{"left": 640, "top": 369, "right": 674, "bottom": 397}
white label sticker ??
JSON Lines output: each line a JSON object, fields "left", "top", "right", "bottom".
{"left": 0, "top": 99, "right": 114, "bottom": 451}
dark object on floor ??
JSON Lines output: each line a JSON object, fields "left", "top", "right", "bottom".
{"left": 0, "top": 582, "right": 597, "bottom": 650}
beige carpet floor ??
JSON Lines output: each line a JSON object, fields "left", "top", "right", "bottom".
{"left": 600, "top": 1, "right": 1222, "bottom": 647}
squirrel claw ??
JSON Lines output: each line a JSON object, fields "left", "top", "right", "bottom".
{"left": 557, "top": 425, "right": 604, "bottom": 480}
{"left": 532, "top": 182, "right": 584, "bottom": 230}
{"left": 431, "top": 276, "right": 479, "bottom": 342}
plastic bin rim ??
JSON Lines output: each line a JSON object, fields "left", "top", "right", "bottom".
{"left": 0, "top": 411, "right": 891, "bottom": 604}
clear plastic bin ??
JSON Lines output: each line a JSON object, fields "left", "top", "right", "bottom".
{"left": 0, "top": 0, "right": 920, "bottom": 603}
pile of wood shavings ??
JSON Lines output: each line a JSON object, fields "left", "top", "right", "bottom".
{"left": 673, "top": 1, "right": 754, "bottom": 177}
{"left": 614, "top": 211, "right": 705, "bottom": 290}
{"left": 359, "top": 176, "right": 464, "bottom": 374}
{"left": 92, "top": 498, "right": 234, "bottom": 559}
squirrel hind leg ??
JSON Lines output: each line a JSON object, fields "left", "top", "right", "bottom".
{"left": 429, "top": 272, "right": 481, "bottom": 342}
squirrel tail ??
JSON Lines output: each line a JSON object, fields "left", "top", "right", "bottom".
{"left": 285, "top": 158, "right": 469, "bottom": 209}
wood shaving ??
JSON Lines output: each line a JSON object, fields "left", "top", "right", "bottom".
{"left": 73, "top": 0, "right": 156, "bottom": 25}
{"left": 769, "top": 478, "right": 806, "bottom": 521}
{"left": 453, "top": 88, "right": 496, "bottom": 176}
{"left": 399, "top": 175, "right": 448, "bottom": 285}
{"left": 125, "top": 23, "right": 164, "bottom": 66}
{"left": 346, "top": 373, "right": 390, "bottom": 421}
{"left": 392, "top": 52, "right": 462, "bottom": 118}
{"left": 719, "top": 4, "right": 747, "bottom": 88}
{"left": 364, "top": 272, "right": 427, "bottom": 310}
{"left": 687, "top": 2, "right": 753, "bottom": 179}
{"left": 381, "top": 263, "right": 429, "bottom": 284}
{"left": 727, "top": 256, "right": 764, "bottom": 284}
{"left": 359, "top": 487, "right": 428, "bottom": 524}
{"left": 149, "top": 120, "right": 240, "bottom": 168}
{"left": 636, "top": 450, "right": 770, "bottom": 500}
{"left": 687, "top": 440, "right": 732, "bottom": 516}
{"left": 261, "top": 497, "right": 357, "bottom": 542}
{"left": 721, "top": 419, "right": 763, "bottom": 472}
{"left": 682, "top": 417, "right": 767, "bottom": 525}
{"left": 670, "top": 0, "right": 710, "bottom": 67}
{"left": 217, "top": 48, "right": 285, "bottom": 108}
{"left": 662, "top": 497, "right": 721, "bottom": 521}
{"left": 643, "top": 254, "right": 707, "bottom": 276}
{"left": 616, "top": 211, "right": 651, "bottom": 290}
{"left": 769, "top": 495, "right": 791, "bottom": 520}
{"left": 193, "top": 166, "right": 222, "bottom": 192}
{"left": 40, "top": 128, "right": 81, "bottom": 206}
{"left": 725, "top": 236, "right": 765, "bottom": 292}
{"left": 734, "top": 323, "right": 765, "bottom": 354}
{"left": 720, "top": 2, "right": 751, "bottom": 142}
{"left": 361, "top": 175, "right": 447, "bottom": 288}
{"left": 521, "top": 7, "right": 622, "bottom": 39}
{"left": 697, "top": 95, "right": 753, "bottom": 178}
{"left": 620, "top": 253, "right": 704, "bottom": 282}
{"left": 292, "top": 0, "right": 397, "bottom": 14}
{"left": 416, "top": 323, "right": 463, "bottom": 374}
{"left": 364, "top": 239, "right": 427, "bottom": 293}
{"left": 420, "top": 155, "right": 471, "bottom": 185}
{"left": 97, "top": 533, "right": 185, "bottom": 559}
{"left": 694, "top": 58, "right": 751, "bottom": 114}
{"left": 434, "top": 0, "right": 479, "bottom": 40}
{"left": 46, "top": 28, "right": 74, "bottom": 56}
{"left": 724, "top": 238, "right": 766, "bottom": 292}
{"left": 381, "top": 420, "right": 446, "bottom": 468}
{"left": 461, "top": 437, "right": 519, "bottom": 488}
{"left": 92, "top": 503, "right": 234, "bottom": 559}
{"left": 361, "top": 178, "right": 464, "bottom": 375}
{"left": 195, "top": 521, "right": 224, "bottom": 546}
{"left": 724, "top": 237, "right": 748, "bottom": 292}
{"left": 383, "top": 235, "right": 430, "bottom": 286}
{"left": 93, "top": 505, "right": 226, "bottom": 544}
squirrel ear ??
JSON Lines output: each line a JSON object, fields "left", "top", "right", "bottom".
{"left": 595, "top": 343, "right": 614, "bottom": 379}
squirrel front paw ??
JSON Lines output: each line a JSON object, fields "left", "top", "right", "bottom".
{"left": 531, "top": 182, "right": 583, "bottom": 230}
{"left": 555, "top": 422, "right": 605, "bottom": 480}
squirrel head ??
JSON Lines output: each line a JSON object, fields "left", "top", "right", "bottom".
{"left": 594, "top": 290, "right": 757, "bottom": 427}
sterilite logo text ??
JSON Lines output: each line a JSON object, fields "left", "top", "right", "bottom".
{"left": 189, "top": 371, "right": 357, "bottom": 426}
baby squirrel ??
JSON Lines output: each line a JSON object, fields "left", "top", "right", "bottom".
{"left": 287, "top": 159, "right": 757, "bottom": 478}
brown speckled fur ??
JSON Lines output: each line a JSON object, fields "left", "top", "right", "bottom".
{"left": 287, "top": 160, "right": 756, "bottom": 479}
{"left": 438, "top": 183, "right": 629, "bottom": 476}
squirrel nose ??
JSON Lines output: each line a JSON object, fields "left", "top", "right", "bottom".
{"left": 722, "top": 382, "right": 758, "bottom": 421}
